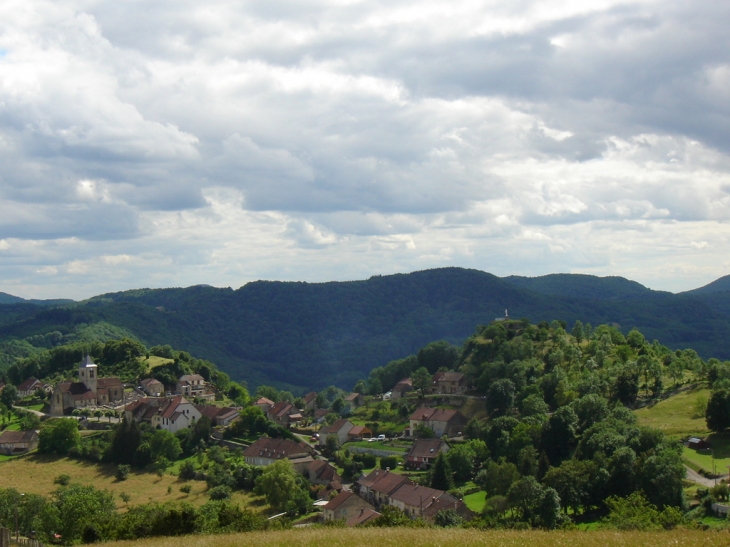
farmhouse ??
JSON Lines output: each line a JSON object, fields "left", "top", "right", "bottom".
{"left": 307, "top": 459, "right": 342, "bottom": 485}
{"left": 0, "top": 430, "right": 39, "bottom": 455}
{"left": 409, "top": 407, "right": 467, "bottom": 438}
{"left": 243, "top": 437, "right": 314, "bottom": 470}
{"left": 356, "top": 469, "right": 409, "bottom": 508}
{"left": 323, "top": 491, "right": 376, "bottom": 522}
{"left": 140, "top": 378, "right": 164, "bottom": 397}
{"left": 176, "top": 374, "right": 215, "bottom": 401}
{"left": 431, "top": 371, "right": 467, "bottom": 395}
{"left": 253, "top": 397, "right": 275, "bottom": 412}
{"left": 50, "top": 355, "right": 124, "bottom": 415}
{"left": 17, "top": 377, "right": 50, "bottom": 398}
{"left": 319, "top": 419, "right": 355, "bottom": 447}
{"left": 404, "top": 438, "right": 450, "bottom": 470}
{"left": 391, "top": 378, "right": 413, "bottom": 400}
{"left": 151, "top": 396, "right": 202, "bottom": 432}
{"left": 303, "top": 391, "right": 318, "bottom": 411}
{"left": 195, "top": 404, "right": 240, "bottom": 427}
{"left": 266, "top": 401, "right": 301, "bottom": 426}
{"left": 344, "top": 392, "right": 363, "bottom": 410}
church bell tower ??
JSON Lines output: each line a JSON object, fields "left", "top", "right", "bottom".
{"left": 78, "top": 354, "right": 98, "bottom": 393}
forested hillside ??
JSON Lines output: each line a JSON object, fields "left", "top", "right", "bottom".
{"left": 1, "top": 268, "right": 730, "bottom": 390}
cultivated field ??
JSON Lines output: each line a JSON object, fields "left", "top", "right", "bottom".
{"left": 96, "top": 528, "right": 730, "bottom": 547}
{"left": 0, "top": 454, "right": 263, "bottom": 510}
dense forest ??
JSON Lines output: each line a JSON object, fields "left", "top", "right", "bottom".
{"left": 1, "top": 268, "right": 730, "bottom": 391}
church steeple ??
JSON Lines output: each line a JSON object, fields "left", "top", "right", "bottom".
{"left": 78, "top": 354, "right": 98, "bottom": 393}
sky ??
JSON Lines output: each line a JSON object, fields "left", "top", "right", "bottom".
{"left": 1, "top": 0, "right": 729, "bottom": 300}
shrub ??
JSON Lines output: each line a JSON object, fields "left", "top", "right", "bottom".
{"left": 54, "top": 474, "right": 72, "bottom": 486}
{"left": 116, "top": 464, "right": 131, "bottom": 481}
{"left": 180, "top": 484, "right": 192, "bottom": 494}
{"left": 179, "top": 460, "right": 196, "bottom": 480}
{"left": 380, "top": 456, "right": 399, "bottom": 470}
{"left": 209, "top": 485, "right": 232, "bottom": 500}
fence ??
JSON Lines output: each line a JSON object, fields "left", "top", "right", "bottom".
{"left": 0, "top": 527, "right": 44, "bottom": 547}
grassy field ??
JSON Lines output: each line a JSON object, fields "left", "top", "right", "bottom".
{"left": 682, "top": 434, "right": 730, "bottom": 474}
{"left": 143, "top": 356, "right": 175, "bottom": 372}
{"left": 0, "top": 454, "right": 263, "bottom": 510}
{"left": 462, "top": 490, "right": 486, "bottom": 512}
{"left": 634, "top": 387, "right": 711, "bottom": 438}
{"left": 95, "top": 528, "right": 730, "bottom": 547}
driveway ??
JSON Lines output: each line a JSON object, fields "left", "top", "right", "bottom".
{"left": 686, "top": 465, "right": 726, "bottom": 487}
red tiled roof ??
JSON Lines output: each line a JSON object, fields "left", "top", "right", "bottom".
{"left": 389, "top": 483, "right": 441, "bottom": 507}
{"left": 346, "top": 508, "right": 381, "bottom": 526}
{"left": 405, "top": 439, "right": 449, "bottom": 460}
{"left": 96, "top": 378, "right": 123, "bottom": 388}
{"left": 17, "top": 378, "right": 40, "bottom": 392}
{"left": 269, "top": 401, "right": 293, "bottom": 417}
{"left": 348, "top": 426, "right": 371, "bottom": 437}
{"left": 0, "top": 430, "right": 38, "bottom": 444}
{"left": 243, "top": 437, "right": 311, "bottom": 460}
{"left": 409, "top": 407, "right": 463, "bottom": 423}
{"left": 324, "top": 491, "right": 356, "bottom": 511}
{"left": 358, "top": 469, "right": 410, "bottom": 494}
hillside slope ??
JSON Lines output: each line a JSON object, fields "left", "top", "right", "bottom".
{"left": 2, "top": 268, "right": 730, "bottom": 390}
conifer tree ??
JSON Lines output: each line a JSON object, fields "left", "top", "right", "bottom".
{"left": 430, "top": 452, "right": 455, "bottom": 491}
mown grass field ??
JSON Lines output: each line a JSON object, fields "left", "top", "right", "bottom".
{"left": 0, "top": 454, "right": 263, "bottom": 510}
{"left": 682, "top": 437, "right": 730, "bottom": 474}
{"left": 462, "top": 490, "right": 486, "bottom": 512}
{"left": 95, "top": 528, "right": 730, "bottom": 547}
{"left": 634, "top": 387, "right": 711, "bottom": 438}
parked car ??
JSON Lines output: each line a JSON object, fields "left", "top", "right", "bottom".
{"left": 377, "top": 434, "right": 386, "bottom": 441}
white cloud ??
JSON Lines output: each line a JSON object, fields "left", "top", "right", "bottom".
{"left": 0, "top": 0, "right": 729, "bottom": 298}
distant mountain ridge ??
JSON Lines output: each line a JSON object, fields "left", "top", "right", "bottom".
{"left": 0, "top": 292, "right": 74, "bottom": 306}
{"left": 1, "top": 267, "right": 730, "bottom": 391}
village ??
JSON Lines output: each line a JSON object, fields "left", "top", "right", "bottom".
{"left": 0, "top": 354, "right": 479, "bottom": 528}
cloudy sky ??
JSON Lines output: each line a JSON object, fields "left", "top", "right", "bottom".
{"left": 1, "top": 0, "right": 729, "bottom": 299}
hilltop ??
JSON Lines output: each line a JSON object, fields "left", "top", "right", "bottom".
{"left": 1, "top": 268, "right": 730, "bottom": 390}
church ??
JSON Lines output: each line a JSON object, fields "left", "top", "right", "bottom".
{"left": 50, "top": 355, "right": 124, "bottom": 415}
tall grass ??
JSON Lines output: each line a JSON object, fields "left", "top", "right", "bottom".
{"left": 98, "top": 528, "right": 730, "bottom": 547}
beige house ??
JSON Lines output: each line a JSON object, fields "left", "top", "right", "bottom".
{"left": 344, "top": 392, "right": 363, "bottom": 410}
{"left": 431, "top": 372, "right": 467, "bottom": 394}
{"left": 356, "top": 469, "right": 409, "bottom": 508}
{"left": 319, "top": 419, "right": 355, "bottom": 447}
{"left": 0, "top": 430, "right": 39, "bottom": 455}
{"left": 323, "top": 492, "right": 375, "bottom": 522}
{"left": 243, "top": 437, "right": 314, "bottom": 469}
{"left": 391, "top": 378, "right": 413, "bottom": 400}
{"left": 303, "top": 392, "right": 318, "bottom": 411}
{"left": 404, "top": 438, "right": 450, "bottom": 470}
{"left": 409, "top": 407, "right": 467, "bottom": 438}
{"left": 196, "top": 404, "right": 239, "bottom": 427}
{"left": 140, "top": 378, "right": 164, "bottom": 397}
{"left": 307, "top": 459, "right": 342, "bottom": 485}
{"left": 17, "top": 378, "right": 50, "bottom": 398}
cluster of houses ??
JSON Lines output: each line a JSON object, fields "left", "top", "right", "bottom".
{"left": 40, "top": 355, "right": 218, "bottom": 416}
{"left": 252, "top": 391, "right": 365, "bottom": 429}
{"left": 323, "top": 465, "right": 473, "bottom": 524}
{"left": 124, "top": 394, "right": 239, "bottom": 433}
{"left": 388, "top": 371, "right": 468, "bottom": 400}
{"left": 239, "top": 434, "right": 472, "bottom": 525}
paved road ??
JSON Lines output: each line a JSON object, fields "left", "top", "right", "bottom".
{"left": 13, "top": 405, "right": 46, "bottom": 418}
{"left": 685, "top": 465, "right": 727, "bottom": 487}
